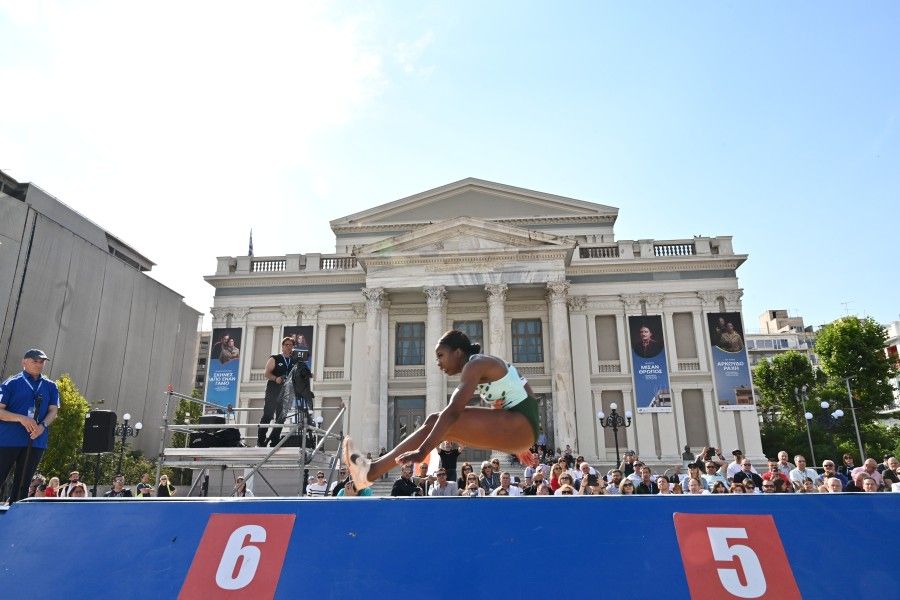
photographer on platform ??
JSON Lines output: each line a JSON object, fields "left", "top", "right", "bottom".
{"left": 259, "top": 337, "right": 295, "bottom": 447}
{"left": 0, "top": 349, "right": 60, "bottom": 504}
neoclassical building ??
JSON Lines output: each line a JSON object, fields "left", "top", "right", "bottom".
{"left": 205, "top": 179, "right": 763, "bottom": 464}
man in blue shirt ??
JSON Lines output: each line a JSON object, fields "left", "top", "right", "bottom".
{"left": 0, "top": 349, "right": 60, "bottom": 503}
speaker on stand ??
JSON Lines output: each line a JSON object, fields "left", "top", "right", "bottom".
{"left": 83, "top": 410, "right": 116, "bottom": 496}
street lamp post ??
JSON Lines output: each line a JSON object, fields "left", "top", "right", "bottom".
{"left": 597, "top": 403, "right": 633, "bottom": 466}
{"left": 795, "top": 386, "right": 816, "bottom": 466}
{"left": 115, "top": 413, "right": 143, "bottom": 476}
{"left": 845, "top": 377, "right": 866, "bottom": 464}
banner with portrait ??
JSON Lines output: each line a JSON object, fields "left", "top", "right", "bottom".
{"left": 628, "top": 315, "right": 673, "bottom": 413}
{"left": 706, "top": 312, "right": 755, "bottom": 411}
{"left": 283, "top": 326, "right": 314, "bottom": 369}
{"left": 205, "top": 327, "right": 243, "bottom": 408}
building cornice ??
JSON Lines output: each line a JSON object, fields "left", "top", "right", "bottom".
{"left": 332, "top": 214, "right": 615, "bottom": 234}
{"left": 204, "top": 273, "right": 367, "bottom": 288}
{"left": 566, "top": 256, "right": 746, "bottom": 275}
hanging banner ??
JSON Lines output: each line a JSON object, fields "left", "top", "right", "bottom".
{"left": 706, "top": 312, "right": 755, "bottom": 411}
{"left": 628, "top": 315, "right": 672, "bottom": 413}
{"left": 205, "top": 327, "right": 243, "bottom": 408}
{"left": 283, "top": 325, "right": 314, "bottom": 369}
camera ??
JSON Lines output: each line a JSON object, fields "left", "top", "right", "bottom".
{"left": 291, "top": 348, "right": 309, "bottom": 361}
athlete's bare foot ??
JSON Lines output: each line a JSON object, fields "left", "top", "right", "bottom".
{"left": 343, "top": 437, "right": 372, "bottom": 489}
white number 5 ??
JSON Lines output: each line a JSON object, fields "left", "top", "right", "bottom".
{"left": 706, "top": 527, "right": 766, "bottom": 598}
{"left": 215, "top": 525, "right": 267, "bottom": 590}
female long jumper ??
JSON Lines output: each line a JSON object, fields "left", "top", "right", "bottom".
{"left": 344, "top": 330, "right": 540, "bottom": 489}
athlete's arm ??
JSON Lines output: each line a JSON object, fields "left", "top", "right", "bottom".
{"left": 396, "top": 360, "right": 483, "bottom": 463}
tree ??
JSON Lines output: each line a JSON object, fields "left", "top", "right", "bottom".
{"left": 752, "top": 351, "right": 817, "bottom": 427}
{"left": 39, "top": 374, "right": 91, "bottom": 478}
{"left": 815, "top": 316, "right": 897, "bottom": 422}
{"left": 170, "top": 390, "right": 203, "bottom": 485}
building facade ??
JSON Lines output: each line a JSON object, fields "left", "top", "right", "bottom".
{"left": 0, "top": 170, "right": 200, "bottom": 456}
{"left": 205, "top": 179, "right": 764, "bottom": 464}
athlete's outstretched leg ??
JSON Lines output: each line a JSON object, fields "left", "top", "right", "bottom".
{"left": 346, "top": 408, "right": 535, "bottom": 489}
{"left": 344, "top": 413, "right": 440, "bottom": 489}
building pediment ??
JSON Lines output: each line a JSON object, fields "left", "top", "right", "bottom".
{"left": 354, "top": 217, "right": 575, "bottom": 265}
{"left": 331, "top": 178, "right": 617, "bottom": 232}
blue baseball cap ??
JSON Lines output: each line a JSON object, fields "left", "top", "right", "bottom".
{"left": 23, "top": 349, "right": 49, "bottom": 360}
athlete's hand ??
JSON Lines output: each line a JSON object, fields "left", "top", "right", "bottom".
{"left": 491, "top": 399, "right": 503, "bottom": 410}
{"left": 395, "top": 448, "right": 428, "bottom": 464}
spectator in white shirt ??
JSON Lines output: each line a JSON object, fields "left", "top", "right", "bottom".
{"left": 776, "top": 451, "right": 795, "bottom": 477}
{"left": 726, "top": 449, "right": 757, "bottom": 480}
{"left": 490, "top": 472, "right": 522, "bottom": 496}
{"left": 788, "top": 455, "right": 821, "bottom": 490}
{"left": 306, "top": 471, "right": 329, "bottom": 497}
{"left": 701, "top": 461, "right": 728, "bottom": 489}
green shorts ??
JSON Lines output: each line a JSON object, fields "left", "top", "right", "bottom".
{"left": 507, "top": 396, "right": 540, "bottom": 444}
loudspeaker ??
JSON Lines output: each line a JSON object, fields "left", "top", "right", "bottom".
{"left": 189, "top": 415, "right": 242, "bottom": 448}
{"left": 189, "top": 415, "right": 226, "bottom": 447}
{"left": 83, "top": 410, "right": 116, "bottom": 453}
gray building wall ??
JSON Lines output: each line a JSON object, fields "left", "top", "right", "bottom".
{"left": 0, "top": 184, "right": 200, "bottom": 457}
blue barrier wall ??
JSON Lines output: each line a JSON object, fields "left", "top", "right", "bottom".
{"left": 1, "top": 494, "right": 898, "bottom": 599}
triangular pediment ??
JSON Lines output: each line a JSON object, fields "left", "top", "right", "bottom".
{"left": 331, "top": 178, "right": 617, "bottom": 231}
{"left": 354, "top": 217, "right": 575, "bottom": 266}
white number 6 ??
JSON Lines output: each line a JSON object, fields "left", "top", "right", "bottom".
{"left": 706, "top": 527, "right": 766, "bottom": 598}
{"left": 215, "top": 525, "right": 267, "bottom": 590}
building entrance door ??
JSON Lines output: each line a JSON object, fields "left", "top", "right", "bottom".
{"left": 392, "top": 397, "right": 426, "bottom": 448}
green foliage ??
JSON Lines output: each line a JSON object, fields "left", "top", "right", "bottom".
{"left": 815, "top": 316, "right": 897, "bottom": 421}
{"left": 72, "top": 443, "right": 160, "bottom": 490}
{"left": 753, "top": 351, "right": 817, "bottom": 427}
{"left": 756, "top": 317, "right": 900, "bottom": 462}
{"left": 169, "top": 390, "right": 203, "bottom": 485}
{"left": 38, "top": 374, "right": 90, "bottom": 478}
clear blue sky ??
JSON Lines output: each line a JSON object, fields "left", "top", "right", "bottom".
{"left": 2, "top": 1, "right": 898, "bottom": 331}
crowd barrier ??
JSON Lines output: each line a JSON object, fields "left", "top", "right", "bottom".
{"left": 1, "top": 494, "right": 897, "bottom": 599}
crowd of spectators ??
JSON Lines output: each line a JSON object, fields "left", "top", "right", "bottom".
{"left": 15, "top": 447, "right": 900, "bottom": 500}
{"left": 375, "top": 445, "right": 900, "bottom": 498}
{"left": 16, "top": 470, "right": 177, "bottom": 499}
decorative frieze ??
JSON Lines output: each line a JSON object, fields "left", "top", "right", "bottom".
{"left": 567, "top": 296, "right": 587, "bottom": 312}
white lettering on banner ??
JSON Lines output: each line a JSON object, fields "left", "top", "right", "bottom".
{"left": 706, "top": 527, "right": 767, "bottom": 598}
{"left": 215, "top": 525, "right": 267, "bottom": 590}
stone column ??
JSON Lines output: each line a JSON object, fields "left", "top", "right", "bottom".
{"left": 362, "top": 288, "right": 386, "bottom": 451}
{"left": 547, "top": 280, "right": 577, "bottom": 449}
{"left": 485, "top": 283, "right": 508, "bottom": 357}
{"left": 424, "top": 286, "right": 447, "bottom": 415}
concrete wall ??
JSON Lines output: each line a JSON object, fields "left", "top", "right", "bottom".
{"left": 0, "top": 194, "right": 200, "bottom": 457}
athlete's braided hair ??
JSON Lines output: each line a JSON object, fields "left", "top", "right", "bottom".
{"left": 438, "top": 330, "right": 481, "bottom": 357}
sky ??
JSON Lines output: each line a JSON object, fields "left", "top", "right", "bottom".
{"left": 2, "top": 1, "right": 898, "bottom": 332}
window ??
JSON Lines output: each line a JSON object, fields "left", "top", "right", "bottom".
{"left": 453, "top": 320, "right": 483, "bottom": 347}
{"left": 511, "top": 319, "right": 543, "bottom": 363}
{"left": 395, "top": 322, "right": 425, "bottom": 365}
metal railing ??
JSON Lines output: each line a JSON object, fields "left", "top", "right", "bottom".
{"left": 155, "top": 388, "right": 345, "bottom": 497}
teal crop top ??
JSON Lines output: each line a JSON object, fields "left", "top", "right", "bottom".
{"left": 470, "top": 354, "right": 529, "bottom": 408}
